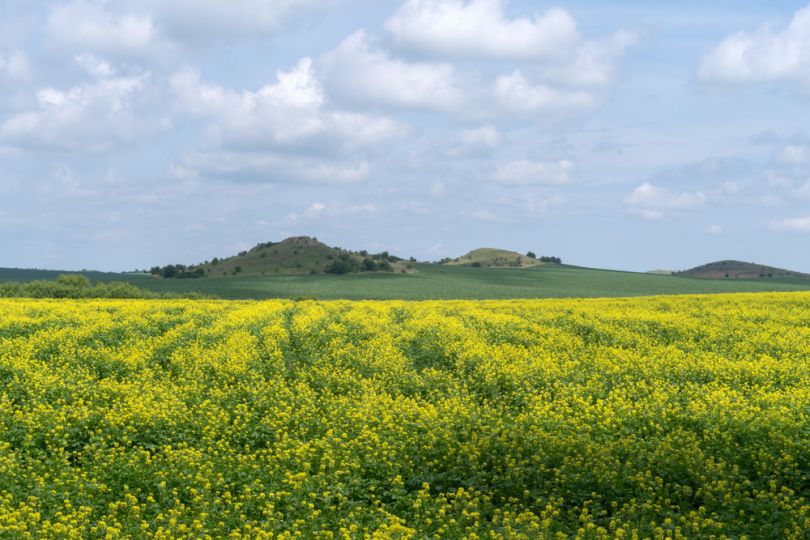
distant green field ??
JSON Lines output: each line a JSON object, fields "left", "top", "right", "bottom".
{"left": 3, "top": 264, "right": 810, "bottom": 300}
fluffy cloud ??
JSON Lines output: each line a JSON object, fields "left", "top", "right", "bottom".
{"left": 46, "top": 1, "right": 157, "bottom": 56}
{"left": 770, "top": 216, "right": 810, "bottom": 232}
{"left": 624, "top": 182, "right": 707, "bottom": 219}
{"left": 493, "top": 70, "right": 596, "bottom": 113}
{"left": 380, "top": 0, "right": 633, "bottom": 119}
{"left": 319, "top": 31, "right": 463, "bottom": 111}
{"left": 698, "top": 4, "right": 810, "bottom": 87}
{"left": 172, "top": 58, "right": 404, "bottom": 152}
{"left": 45, "top": 0, "right": 339, "bottom": 54}
{"left": 386, "top": 0, "right": 634, "bottom": 89}
{"left": 171, "top": 58, "right": 405, "bottom": 182}
{"left": 493, "top": 159, "right": 572, "bottom": 186}
{"left": 0, "top": 57, "right": 165, "bottom": 151}
{"left": 539, "top": 31, "right": 637, "bottom": 88}
{"left": 386, "top": 0, "right": 580, "bottom": 60}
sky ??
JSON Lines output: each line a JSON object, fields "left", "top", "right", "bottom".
{"left": 1, "top": 0, "right": 810, "bottom": 272}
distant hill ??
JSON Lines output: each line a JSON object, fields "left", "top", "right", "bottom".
{"left": 151, "top": 236, "right": 413, "bottom": 277}
{"left": 443, "top": 248, "right": 559, "bottom": 268}
{"left": 646, "top": 269, "right": 674, "bottom": 275}
{"left": 675, "top": 260, "right": 810, "bottom": 280}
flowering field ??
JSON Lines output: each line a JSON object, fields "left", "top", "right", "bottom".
{"left": 0, "top": 294, "right": 808, "bottom": 539}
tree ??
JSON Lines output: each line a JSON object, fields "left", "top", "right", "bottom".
{"left": 57, "top": 274, "right": 91, "bottom": 288}
{"left": 361, "top": 258, "right": 378, "bottom": 271}
{"left": 325, "top": 259, "right": 353, "bottom": 274}
{"left": 526, "top": 251, "right": 537, "bottom": 259}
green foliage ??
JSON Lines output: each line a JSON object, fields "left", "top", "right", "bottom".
{"left": 0, "top": 275, "right": 206, "bottom": 299}
{"left": 3, "top": 265, "right": 810, "bottom": 300}
{"left": 150, "top": 264, "right": 205, "bottom": 279}
{"left": 56, "top": 274, "right": 92, "bottom": 288}
{"left": 324, "top": 253, "right": 361, "bottom": 275}
{"left": 0, "top": 294, "right": 809, "bottom": 537}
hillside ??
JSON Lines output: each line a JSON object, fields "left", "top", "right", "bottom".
{"left": 4, "top": 262, "right": 810, "bottom": 300}
{"left": 151, "top": 236, "right": 412, "bottom": 277}
{"left": 676, "top": 260, "right": 810, "bottom": 280}
{"left": 443, "top": 248, "right": 558, "bottom": 268}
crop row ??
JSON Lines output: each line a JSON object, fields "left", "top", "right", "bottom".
{"left": 0, "top": 294, "right": 808, "bottom": 538}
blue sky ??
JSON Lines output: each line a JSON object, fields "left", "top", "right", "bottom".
{"left": 1, "top": 0, "right": 809, "bottom": 272}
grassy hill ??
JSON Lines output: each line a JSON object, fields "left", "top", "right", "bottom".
{"left": 155, "top": 236, "right": 412, "bottom": 277}
{"left": 5, "top": 263, "right": 810, "bottom": 300}
{"left": 443, "top": 248, "right": 552, "bottom": 268}
{"left": 676, "top": 260, "right": 810, "bottom": 280}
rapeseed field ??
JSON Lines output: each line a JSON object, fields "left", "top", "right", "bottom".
{"left": 0, "top": 293, "right": 808, "bottom": 538}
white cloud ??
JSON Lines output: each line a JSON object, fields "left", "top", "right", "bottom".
{"left": 771, "top": 216, "right": 810, "bottom": 232}
{"left": 44, "top": 0, "right": 340, "bottom": 54}
{"left": 539, "top": 30, "right": 637, "bottom": 88}
{"left": 172, "top": 58, "right": 405, "bottom": 151}
{"left": 181, "top": 151, "right": 371, "bottom": 184}
{"left": 0, "top": 50, "right": 30, "bottom": 80}
{"left": 320, "top": 31, "right": 463, "bottom": 111}
{"left": 0, "top": 65, "right": 166, "bottom": 151}
{"left": 493, "top": 70, "right": 597, "bottom": 114}
{"left": 286, "top": 201, "right": 379, "bottom": 223}
{"left": 627, "top": 207, "right": 663, "bottom": 221}
{"left": 707, "top": 225, "right": 723, "bottom": 235}
{"left": 493, "top": 159, "right": 572, "bottom": 186}
{"left": 386, "top": 0, "right": 580, "bottom": 60}
{"left": 385, "top": 0, "right": 634, "bottom": 96}
{"left": 792, "top": 181, "right": 810, "bottom": 199}
{"left": 171, "top": 58, "right": 405, "bottom": 182}
{"left": 624, "top": 182, "right": 707, "bottom": 219}
{"left": 698, "top": 4, "right": 810, "bottom": 87}
{"left": 460, "top": 124, "right": 501, "bottom": 148}
{"left": 303, "top": 201, "right": 378, "bottom": 219}
{"left": 46, "top": 1, "right": 157, "bottom": 56}
{"left": 140, "top": 0, "right": 339, "bottom": 43}
{"left": 470, "top": 209, "right": 513, "bottom": 223}
{"left": 446, "top": 124, "right": 501, "bottom": 156}
{"left": 775, "top": 144, "right": 809, "bottom": 165}
{"left": 74, "top": 53, "right": 116, "bottom": 77}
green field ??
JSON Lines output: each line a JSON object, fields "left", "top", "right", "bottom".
{"left": 3, "top": 264, "right": 810, "bottom": 300}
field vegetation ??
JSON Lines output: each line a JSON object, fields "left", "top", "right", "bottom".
{"left": 0, "top": 293, "right": 808, "bottom": 537}
{"left": 4, "top": 264, "right": 810, "bottom": 300}
{"left": 0, "top": 275, "right": 204, "bottom": 299}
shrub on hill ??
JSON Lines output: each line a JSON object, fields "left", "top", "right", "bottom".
{"left": 150, "top": 264, "right": 205, "bottom": 279}
{"left": 325, "top": 253, "right": 360, "bottom": 274}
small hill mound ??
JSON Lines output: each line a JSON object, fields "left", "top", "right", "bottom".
{"left": 151, "top": 236, "right": 412, "bottom": 277}
{"left": 444, "top": 248, "right": 558, "bottom": 268}
{"left": 675, "top": 260, "right": 809, "bottom": 280}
